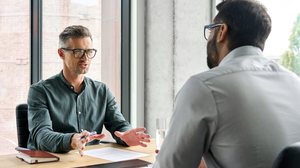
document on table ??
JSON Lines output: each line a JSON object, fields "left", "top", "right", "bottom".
{"left": 84, "top": 147, "right": 149, "bottom": 162}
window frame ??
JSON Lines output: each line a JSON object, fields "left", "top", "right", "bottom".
{"left": 121, "top": 0, "right": 131, "bottom": 122}
{"left": 30, "top": 0, "right": 42, "bottom": 84}
{"left": 30, "top": 0, "right": 131, "bottom": 121}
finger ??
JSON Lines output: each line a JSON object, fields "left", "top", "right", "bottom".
{"left": 79, "top": 138, "right": 87, "bottom": 144}
{"left": 79, "top": 150, "right": 84, "bottom": 157}
{"left": 136, "top": 134, "right": 151, "bottom": 142}
{"left": 137, "top": 132, "right": 151, "bottom": 138}
{"left": 139, "top": 142, "right": 147, "bottom": 147}
{"left": 79, "top": 145, "right": 86, "bottom": 156}
{"left": 93, "top": 133, "right": 105, "bottom": 139}
{"left": 80, "top": 134, "right": 90, "bottom": 143}
{"left": 139, "top": 138, "right": 151, "bottom": 143}
{"left": 77, "top": 143, "right": 86, "bottom": 157}
{"left": 114, "top": 131, "right": 123, "bottom": 137}
{"left": 89, "top": 134, "right": 105, "bottom": 141}
{"left": 79, "top": 131, "right": 90, "bottom": 142}
{"left": 81, "top": 130, "right": 90, "bottom": 136}
{"left": 136, "top": 132, "right": 151, "bottom": 140}
{"left": 133, "top": 127, "right": 146, "bottom": 132}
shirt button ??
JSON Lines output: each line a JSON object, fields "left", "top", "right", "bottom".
{"left": 70, "top": 86, "right": 74, "bottom": 90}
{"left": 78, "top": 111, "right": 81, "bottom": 115}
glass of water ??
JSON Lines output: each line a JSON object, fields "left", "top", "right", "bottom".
{"left": 156, "top": 118, "right": 168, "bottom": 150}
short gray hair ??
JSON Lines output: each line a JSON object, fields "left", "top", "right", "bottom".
{"left": 59, "top": 25, "right": 92, "bottom": 48}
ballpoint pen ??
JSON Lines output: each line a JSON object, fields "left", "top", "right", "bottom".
{"left": 80, "top": 131, "right": 97, "bottom": 140}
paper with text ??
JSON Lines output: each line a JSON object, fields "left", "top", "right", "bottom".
{"left": 84, "top": 147, "right": 149, "bottom": 162}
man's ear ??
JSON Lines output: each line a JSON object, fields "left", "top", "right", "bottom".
{"left": 58, "top": 48, "right": 64, "bottom": 59}
{"left": 216, "top": 24, "right": 228, "bottom": 43}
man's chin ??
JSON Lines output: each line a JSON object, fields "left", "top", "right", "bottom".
{"left": 76, "top": 68, "right": 89, "bottom": 74}
{"left": 207, "top": 59, "right": 217, "bottom": 69}
{"left": 82, "top": 70, "right": 89, "bottom": 74}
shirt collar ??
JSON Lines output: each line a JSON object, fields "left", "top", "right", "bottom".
{"left": 219, "top": 46, "right": 263, "bottom": 66}
{"left": 58, "top": 70, "right": 87, "bottom": 92}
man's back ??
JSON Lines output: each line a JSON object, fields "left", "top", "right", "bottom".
{"left": 199, "top": 47, "right": 300, "bottom": 167}
{"left": 153, "top": 0, "right": 287, "bottom": 167}
{"left": 155, "top": 46, "right": 300, "bottom": 168}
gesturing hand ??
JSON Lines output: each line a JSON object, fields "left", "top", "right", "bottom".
{"left": 114, "top": 127, "right": 151, "bottom": 147}
{"left": 71, "top": 130, "right": 105, "bottom": 156}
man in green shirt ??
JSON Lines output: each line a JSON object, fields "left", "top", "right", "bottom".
{"left": 27, "top": 25, "right": 150, "bottom": 154}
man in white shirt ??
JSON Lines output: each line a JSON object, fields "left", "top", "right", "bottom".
{"left": 153, "top": 0, "right": 300, "bottom": 167}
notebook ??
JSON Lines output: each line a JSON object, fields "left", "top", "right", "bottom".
{"left": 16, "top": 148, "right": 59, "bottom": 164}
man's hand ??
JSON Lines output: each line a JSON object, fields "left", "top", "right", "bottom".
{"left": 114, "top": 127, "right": 151, "bottom": 147}
{"left": 71, "top": 130, "right": 105, "bottom": 156}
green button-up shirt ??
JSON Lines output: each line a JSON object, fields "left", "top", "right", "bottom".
{"left": 27, "top": 71, "right": 131, "bottom": 153}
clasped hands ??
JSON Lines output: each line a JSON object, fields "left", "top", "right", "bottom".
{"left": 71, "top": 127, "right": 151, "bottom": 156}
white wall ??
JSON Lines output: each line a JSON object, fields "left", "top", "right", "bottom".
{"left": 144, "top": 0, "right": 212, "bottom": 135}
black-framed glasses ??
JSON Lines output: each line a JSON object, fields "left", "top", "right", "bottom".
{"left": 61, "top": 48, "right": 97, "bottom": 59}
{"left": 204, "top": 23, "right": 223, "bottom": 40}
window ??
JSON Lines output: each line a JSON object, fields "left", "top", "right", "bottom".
{"left": 42, "top": 0, "right": 121, "bottom": 104}
{"left": 213, "top": 0, "right": 300, "bottom": 76}
{"left": 259, "top": 0, "right": 300, "bottom": 76}
{"left": 0, "top": 0, "right": 30, "bottom": 155}
{"left": 0, "top": 0, "right": 124, "bottom": 155}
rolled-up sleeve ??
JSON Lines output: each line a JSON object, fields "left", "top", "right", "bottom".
{"left": 103, "top": 87, "right": 132, "bottom": 145}
{"left": 27, "top": 83, "right": 73, "bottom": 153}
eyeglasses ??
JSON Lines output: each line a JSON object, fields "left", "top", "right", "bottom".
{"left": 61, "top": 48, "right": 97, "bottom": 59}
{"left": 204, "top": 23, "right": 223, "bottom": 40}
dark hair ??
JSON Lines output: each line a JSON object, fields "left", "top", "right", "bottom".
{"left": 215, "top": 0, "right": 271, "bottom": 51}
{"left": 59, "top": 25, "right": 92, "bottom": 47}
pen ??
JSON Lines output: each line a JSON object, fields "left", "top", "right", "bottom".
{"left": 80, "top": 131, "right": 97, "bottom": 140}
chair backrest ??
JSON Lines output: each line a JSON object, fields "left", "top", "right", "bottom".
{"left": 16, "top": 104, "right": 29, "bottom": 148}
{"left": 272, "top": 142, "right": 300, "bottom": 168}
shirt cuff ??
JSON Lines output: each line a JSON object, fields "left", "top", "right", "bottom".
{"left": 63, "top": 133, "right": 75, "bottom": 152}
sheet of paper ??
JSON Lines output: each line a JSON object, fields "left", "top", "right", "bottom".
{"left": 84, "top": 147, "right": 149, "bottom": 162}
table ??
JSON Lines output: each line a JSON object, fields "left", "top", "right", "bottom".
{"left": 0, "top": 140, "right": 156, "bottom": 168}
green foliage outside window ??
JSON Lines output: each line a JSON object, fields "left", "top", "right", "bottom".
{"left": 281, "top": 14, "right": 300, "bottom": 76}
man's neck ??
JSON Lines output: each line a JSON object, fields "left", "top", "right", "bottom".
{"left": 63, "top": 70, "right": 84, "bottom": 93}
{"left": 217, "top": 39, "right": 230, "bottom": 65}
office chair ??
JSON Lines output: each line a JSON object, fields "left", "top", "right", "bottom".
{"left": 16, "top": 104, "right": 29, "bottom": 148}
{"left": 272, "top": 142, "right": 300, "bottom": 168}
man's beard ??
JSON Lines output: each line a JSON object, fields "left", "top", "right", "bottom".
{"left": 206, "top": 34, "right": 220, "bottom": 69}
{"left": 74, "top": 66, "right": 89, "bottom": 74}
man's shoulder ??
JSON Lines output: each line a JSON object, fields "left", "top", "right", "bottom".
{"left": 84, "top": 77, "right": 107, "bottom": 88}
{"left": 30, "top": 74, "right": 61, "bottom": 90}
{"left": 190, "top": 56, "right": 271, "bottom": 83}
{"left": 190, "top": 67, "right": 229, "bottom": 83}
{"left": 30, "top": 80, "right": 46, "bottom": 89}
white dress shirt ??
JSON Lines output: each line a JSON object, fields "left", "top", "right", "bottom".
{"left": 153, "top": 46, "right": 300, "bottom": 168}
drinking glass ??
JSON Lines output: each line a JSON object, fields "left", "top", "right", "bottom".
{"left": 155, "top": 118, "right": 168, "bottom": 150}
